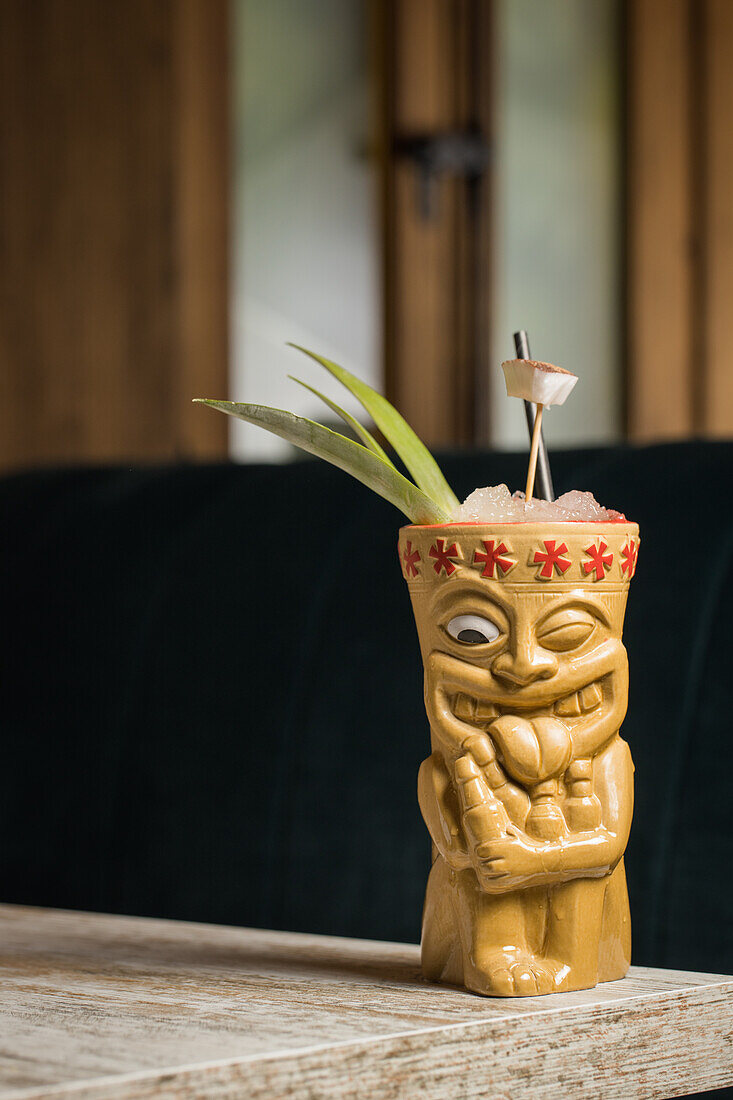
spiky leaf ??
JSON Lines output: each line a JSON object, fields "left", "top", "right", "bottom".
{"left": 287, "top": 344, "right": 460, "bottom": 515}
{"left": 288, "top": 376, "right": 396, "bottom": 469}
{"left": 194, "top": 400, "right": 449, "bottom": 524}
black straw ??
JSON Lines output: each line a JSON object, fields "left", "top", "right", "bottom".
{"left": 513, "top": 331, "right": 555, "bottom": 501}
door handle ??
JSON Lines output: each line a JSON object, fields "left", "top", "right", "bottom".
{"left": 394, "top": 130, "right": 491, "bottom": 219}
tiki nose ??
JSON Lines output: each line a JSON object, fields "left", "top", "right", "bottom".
{"left": 492, "top": 645, "right": 557, "bottom": 687}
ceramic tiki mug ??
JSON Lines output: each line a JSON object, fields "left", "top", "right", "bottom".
{"left": 399, "top": 520, "right": 639, "bottom": 997}
{"left": 197, "top": 344, "right": 636, "bottom": 997}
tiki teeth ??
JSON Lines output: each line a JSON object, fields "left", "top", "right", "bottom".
{"left": 579, "top": 682, "right": 603, "bottom": 713}
{"left": 454, "top": 695, "right": 499, "bottom": 727}
{"left": 554, "top": 691, "right": 582, "bottom": 717}
{"left": 453, "top": 693, "right": 476, "bottom": 721}
{"left": 475, "top": 701, "right": 500, "bottom": 726}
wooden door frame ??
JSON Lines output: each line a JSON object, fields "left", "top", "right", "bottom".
{"left": 626, "top": 0, "right": 733, "bottom": 439}
{"left": 374, "top": 0, "right": 493, "bottom": 449}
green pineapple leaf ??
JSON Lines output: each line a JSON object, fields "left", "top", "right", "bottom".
{"left": 193, "top": 400, "right": 449, "bottom": 525}
{"left": 288, "top": 376, "right": 396, "bottom": 470}
{"left": 287, "top": 344, "right": 460, "bottom": 516}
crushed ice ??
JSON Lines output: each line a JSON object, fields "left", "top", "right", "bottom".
{"left": 452, "top": 484, "right": 624, "bottom": 523}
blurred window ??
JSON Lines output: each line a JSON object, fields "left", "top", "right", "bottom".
{"left": 232, "top": 0, "right": 622, "bottom": 460}
{"left": 491, "top": 0, "right": 622, "bottom": 449}
{"left": 231, "top": 0, "right": 379, "bottom": 460}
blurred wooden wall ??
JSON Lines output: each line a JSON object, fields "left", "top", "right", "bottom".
{"left": 0, "top": 0, "right": 229, "bottom": 470}
{"left": 627, "top": 0, "right": 733, "bottom": 439}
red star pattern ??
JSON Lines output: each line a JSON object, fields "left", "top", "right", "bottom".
{"left": 473, "top": 539, "right": 515, "bottom": 578}
{"left": 401, "top": 540, "right": 421, "bottom": 578}
{"left": 620, "top": 539, "right": 638, "bottom": 578}
{"left": 533, "top": 540, "right": 571, "bottom": 579}
{"left": 429, "top": 538, "right": 461, "bottom": 576}
{"left": 583, "top": 540, "right": 613, "bottom": 581}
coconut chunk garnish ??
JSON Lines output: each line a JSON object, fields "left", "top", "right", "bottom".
{"left": 501, "top": 358, "right": 578, "bottom": 407}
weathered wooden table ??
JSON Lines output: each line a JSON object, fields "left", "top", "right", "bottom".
{"left": 1, "top": 904, "right": 731, "bottom": 1099}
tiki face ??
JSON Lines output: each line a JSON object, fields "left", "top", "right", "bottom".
{"left": 399, "top": 522, "right": 639, "bottom": 781}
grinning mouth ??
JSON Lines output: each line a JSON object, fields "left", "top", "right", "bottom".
{"left": 452, "top": 679, "right": 604, "bottom": 726}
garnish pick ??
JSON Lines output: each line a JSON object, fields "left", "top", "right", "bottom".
{"left": 502, "top": 342, "right": 578, "bottom": 503}
{"left": 513, "top": 331, "right": 555, "bottom": 502}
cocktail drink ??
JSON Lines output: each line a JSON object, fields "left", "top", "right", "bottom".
{"left": 398, "top": 515, "right": 639, "bottom": 996}
{"left": 198, "top": 343, "right": 640, "bottom": 998}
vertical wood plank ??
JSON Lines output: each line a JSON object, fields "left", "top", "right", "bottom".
{"left": 174, "top": 0, "right": 230, "bottom": 458}
{"left": 391, "top": 0, "right": 461, "bottom": 446}
{"left": 471, "top": 0, "right": 493, "bottom": 445}
{"left": 626, "top": 0, "right": 693, "bottom": 440}
{"left": 0, "top": 0, "right": 228, "bottom": 472}
{"left": 701, "top": 0, "right": 733, "bottom": 435}
{"left": 452, "top": 0, "right": 478, "bottom": 444}
{"left": 381, "top": 0, "right": 489, "bottom": 448}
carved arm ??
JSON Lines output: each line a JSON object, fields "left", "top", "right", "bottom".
{"left": 474, "top": 736, "right": 634, "bottom": 892}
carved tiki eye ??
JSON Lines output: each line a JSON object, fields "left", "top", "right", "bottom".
{"left": 537, "top": 608, "right": 596, "bottom": 652}
{"left": 446, "top": 614, "right": 501, "bottom": 645}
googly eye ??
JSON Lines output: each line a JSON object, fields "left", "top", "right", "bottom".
{"left": 446, "top": 614, "right": 501, "bottom": 645}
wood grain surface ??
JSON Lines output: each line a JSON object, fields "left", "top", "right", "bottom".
{"left": 626, "top": 0, "right": 733, "bottom": 441}
{"left": 0, "top": 904, "right": 731, "bottom": 1099}
{"left": 0, "top": 0, "right": 228, "bottom": 471}
{"left": 626, "top": 0, "right": 693, "bottom": 440}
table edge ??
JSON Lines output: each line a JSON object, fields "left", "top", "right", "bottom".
{"left": 4, "top": 974, "right": 733, "bottom": 1100}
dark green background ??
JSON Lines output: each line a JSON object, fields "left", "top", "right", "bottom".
{"left": 1, "top": 441, "right": 731, "bottom": 975}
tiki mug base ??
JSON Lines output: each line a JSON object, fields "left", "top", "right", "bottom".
{"left": 399, "top": 521, "right": 639, "bottom": 997}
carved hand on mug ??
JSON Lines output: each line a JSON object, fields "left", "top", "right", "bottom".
{"left": 453, "top": 752, "right": 546, "bottom": 892}
{"left": 473, "top": 827, "right": 549, "bottom": 889}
